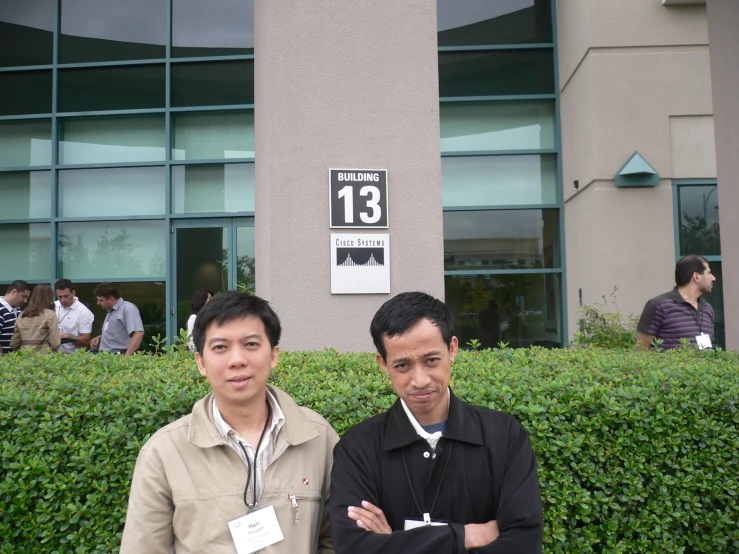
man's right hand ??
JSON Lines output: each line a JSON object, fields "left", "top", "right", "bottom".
{"left": 464, "top": 520, "right": 499, "bottom": 550}
{"left": 90, "top": 336, "right": 101, "bottom": 351}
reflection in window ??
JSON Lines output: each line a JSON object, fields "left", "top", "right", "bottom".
{"left": 439, "top": 50, "right": 554, "bottom": 97}
{"left": 445, "top": 273, "right": 561, "bottom": 348}
{"left": 442, "top": 155, "right": 557, "bottom": 207}
{"left": 437, "top": 0, "right": 552, "bottom": 46}
{"left": 59, "top": 167, "right": 166, "bottom": 217}
{"left": 171, "top": 61, "right": 254, "bottom": 107}
{"left": 59, "top": 115, "right": 166, "bottom": 165}
{"left": 236, "top": 226, "right": 256, "bottom": 293}
{"left": 678, "top": 185, "right": 721, "bottom": 256}
{"left": 0, "top": 71, "right": 52, "bottom": 116}
{"left": 58, "top": 220, "right": 166, "bottom": 279}
{"left": 0, "top": 119, "right": 52, "bottom": 168}
{"left": 173, "top": 0, "right": 254, "bottom": 57}
{"left": 172, "top": 111, "right": 254, "bottom": 160}
{"left": 58, "top": 65, "right": 166, "bottom": 113}
{"left": 440, "top": 101, "right": 555, "bottom": 152}
{"left": 73, "top": 281, "right": 166, "bottom": 353}
{"left": 0, "top": 171, "right": 52, "bottom": 220}
{"left": 60, "top": 0, "right": 166, "bottom": 63}
{"left": 172, "top": 164, "right": 254, "bottom": 214}
{"left": 0, "top": 0, "right": 54, "bottom": 67}
{"left": 0, "top": 223, "right": 51, "bottom": 281}
{"left": 444, "top": 209, "right": 558, "bottom": 270}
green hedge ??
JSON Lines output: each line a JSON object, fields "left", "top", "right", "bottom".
{"left": 1, "top": 347, "right": 738, "bottom": 553}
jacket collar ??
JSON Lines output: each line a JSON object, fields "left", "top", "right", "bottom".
{"left": 383, "top": 388, "right": 484, "bottom": 451}
{"left": 188, "top": 385, "right": 319, "bottom": 449}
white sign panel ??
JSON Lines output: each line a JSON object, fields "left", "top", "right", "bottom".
{"left": 331, "top": 234, "right": 390, "bottom": 294}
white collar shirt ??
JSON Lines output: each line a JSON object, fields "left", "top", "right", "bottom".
{"left": 54, "top": 299, "right": 95, "bottom": 354}
{"left": 400, "top": 388, "right": 451, "bottom": 449}
{"left": 213, "top": 390, "right": 286, "bottom": 506}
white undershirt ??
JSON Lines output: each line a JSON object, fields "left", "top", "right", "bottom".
{"left": 400, "top": 388, "right": 451, "bottom": 449}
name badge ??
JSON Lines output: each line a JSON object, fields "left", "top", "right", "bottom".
{"left": 228, "top": 505, "right": 284, "bottom": 554}
{"left": 103, "top": 322, "right": 109, "bottom": 332}
{"left": 696, "top": 333, "right": 712, "bottom": 350}
{"left": 404, "top": 520, "right": 448, "bottom": 530}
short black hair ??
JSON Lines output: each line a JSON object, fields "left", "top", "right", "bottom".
{"left": 55, "top": 279, "right": 74, "bottom": 292}
{"left": 675, "top": 255, "right": 709, "bottom": 287}
{"left": 370, "top": 291, "right": 454, "bottom": 361}
{"left": 6, "top": 280, "right": 31, "bottom": 295}
{"left": 93, "top": 282, "right": 120, "bottom": 299}
{"left": 193, "top": 291, "right": 281, "bottom": 354}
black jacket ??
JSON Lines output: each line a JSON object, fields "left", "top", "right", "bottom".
{"left": 330, "top": 390, "right": 543, "bottom": 553}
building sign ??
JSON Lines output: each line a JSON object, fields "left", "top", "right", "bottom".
{"left": 331, "top": 233, "right": 390, "bottom": 294}
{"left": 329, "top": 169, "right": 388, "bottom": 228}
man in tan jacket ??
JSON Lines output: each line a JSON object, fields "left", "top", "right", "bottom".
{"left": 121, "top": 291, "right": 339, "bottom": 553}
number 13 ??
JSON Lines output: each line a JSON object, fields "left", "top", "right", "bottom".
{"left": 337, "top": 185, "right": 382, "bottom": 224}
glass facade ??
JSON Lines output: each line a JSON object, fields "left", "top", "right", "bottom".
{"left": 438, "top": 0, "right": 563, "bottom": 348}
{"left": 2, "top": 1, "right": 562, "bottom": 349}
{"left": 1, "top": 0, "right": 255, "bottom": 351}
{"left": 675, "top": 181, "right": 724, "bottom": 348}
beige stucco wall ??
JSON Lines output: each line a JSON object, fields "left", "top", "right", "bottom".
{"left": 254, "top": 0, "right": 444, "bottom": 351}
{"left": 707, "top": 0, "right": 739, "bottom": 350}
{"left": 558, "top": 0, "right": 715, "bottom": 339}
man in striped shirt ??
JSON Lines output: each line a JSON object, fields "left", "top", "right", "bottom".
{"left": 636, "top": 255, "right": 716, "bottom": 350}
{"left": 0, "top": 280, "right": 31, "bottom": 354}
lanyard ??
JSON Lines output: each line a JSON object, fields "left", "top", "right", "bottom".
{"left": 239, "top": 402, "right": 273, "bottom": 512}
{"left": 401, "top": 441, "right": 454, "bottom": 525}
{"left": 690, "top": 305, "right": 704, "bottom": 334}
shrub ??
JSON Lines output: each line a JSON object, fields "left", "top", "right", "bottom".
{"left": 1, "top": 348, "right": 737, "bottom": 553}
{"left": 573, "top": 289, "right": 639, "bottom": 350}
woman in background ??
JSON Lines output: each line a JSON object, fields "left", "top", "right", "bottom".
{"left": 186, "top": 290, "right": 212, "bottom": 351}
{"left": 11, "top": 284, "right": 61, "bottom": 353}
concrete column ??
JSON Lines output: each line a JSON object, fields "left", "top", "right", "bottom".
{"left": 254, "top": 0, "right": 444, "bottom": 351}
{"left": 707, "top": 0, "right": 739, "bottom": 350}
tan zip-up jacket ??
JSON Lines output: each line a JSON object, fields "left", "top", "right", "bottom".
{"left": 10, "top": 309, "right": 60, "bottom": 353}
{"left": 120, "top": 386, "right": 339, "bottom": 554}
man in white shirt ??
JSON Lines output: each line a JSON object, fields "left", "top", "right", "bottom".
{"left": 54, "top": 279, "right": 95, "bottom": 354}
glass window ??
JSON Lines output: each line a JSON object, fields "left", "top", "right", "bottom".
{"left": 0, "top": 119, "right": 52, "bottom": 168}
{"left": 58, "top": 65, "right": 165, "bottom": 113}
{"left": 0, "top": 71, "right": 52, "bottom": 116}
{"left": 0, "top": 0, "right": 54, "bottom": 67}
{"left": 440, "top": 101, "right": 555, "bottom": 152}
{"left": 172, "top": 111, "right": 254, "bottom": 160}
{"left": 60, "top": 0, "right": 166, "bottom": 63}
{"left": 444, "top": 209, "right": 559, "bottom": 270}
{"left": 59, "top": 115, "right": 165, "bottom": 164}
{"left": 171, "top": 61, "right": 254, "bottom": 107}
{"left": 173, "top": 0, "right": 254, "bottom": 58}
{"left": 442, "top": 155, "right": 557, "bottom": 207}
{"left": 72, "top": 281, "right": 166, "bottom": 353}
{"left": 702, "top": 261, "right": 725, "bottom": 349}
{"left": 236, "top": 225, "right": 255, "bottom": 293}
{"left": 678, "top": 185, "right": 721, "bottom": 256}
{"left": 59, "top": 167, "right": 166, "bottom": 217}
{"left": 445, "top": 272, "right": 561, "bottom": 348}
{"left": 172, "top": 164, "right": 254, "bottom": 214}
{"left": 0, "top": 223, "right": 51, "bottom": 281}
{"left": 0, "top": 171, "right": 52, "bottom": 220}
{"left": 58, "top": 220, "right": 166, "bottom": 279}
{"left": 439, "top": 50, "right": 554, "bottom": 97}
{"left": 437, "top": 0, "right": 552, "bottom": 46}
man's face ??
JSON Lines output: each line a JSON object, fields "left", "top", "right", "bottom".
{"left": 696, "top": 263, "right": 717, "bottom": 294}
{"left": 196, "top": 315, "right": 279, "bottom": 410}
{"left": 96, "top": 296, "right": 117, "bottom": 310}
{"left": 376, "top": 318, "right": 458, "bottom": 426}
{"left": 57, "top": 288, "right": 75, "bottom": 308}
{"left": 7, "top": 289, "right": 30, "bottom": 308}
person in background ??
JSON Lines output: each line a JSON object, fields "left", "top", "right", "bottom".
{"left": 0, "top": 280, "right": 31, "bottom": 354}
{"left": 11, "top": 284, "right": 61, "bottom": 354}
{"left": 54, "top": 279, "right": 95, "bottom": 354}
{"left": 636, "top": 255, "right": 717, "bottom": 350}
{"left": 187, "top": 290, "right": 212, "bottom": 351}
{"left": 89, "top": 282, "right": 145, "bottom": 355}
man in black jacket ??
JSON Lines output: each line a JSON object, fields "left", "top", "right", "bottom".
{"left": 330, "top": 292, "right": 543, "bottom": 553}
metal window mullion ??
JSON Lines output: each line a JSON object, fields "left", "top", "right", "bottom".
{"left": 444, "top": 268, "right": 563, "bottom": 276}
{"left": 170, "top": 54, "right": 255, "bottom": 64}
{"left": 169, "top": 211, "right": 255, "bottom": 219}
{"left": 0, "top": 114, "right": 53, "bottom": 121}
{"left": 0, "top": 166, "right": 53, "bottom": 173}
{"left": 442, "top": 204, "right": 559, "bottom": 212}
{"left": 441, "top": 149, "right": 558, "bottom": 158}
{"left": 165, "top": 0, "right": 174, "bottom": 345}
{"left": 56, "top": 108, "right": 166, "bottom": 118}
{"left": 51, "top": 0, "right": 61, "bottom": 281}
{"left": 170, "top": 158, "right": 255, "bottom": 166}
{"left": 439, "top": 94, "right": 555, "bottom": 103}
{"left": 169, "top": 104, "right": 255, "bottom": 113}
{"left": 437, "top": 44, "right": 555, "bottom": 53}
